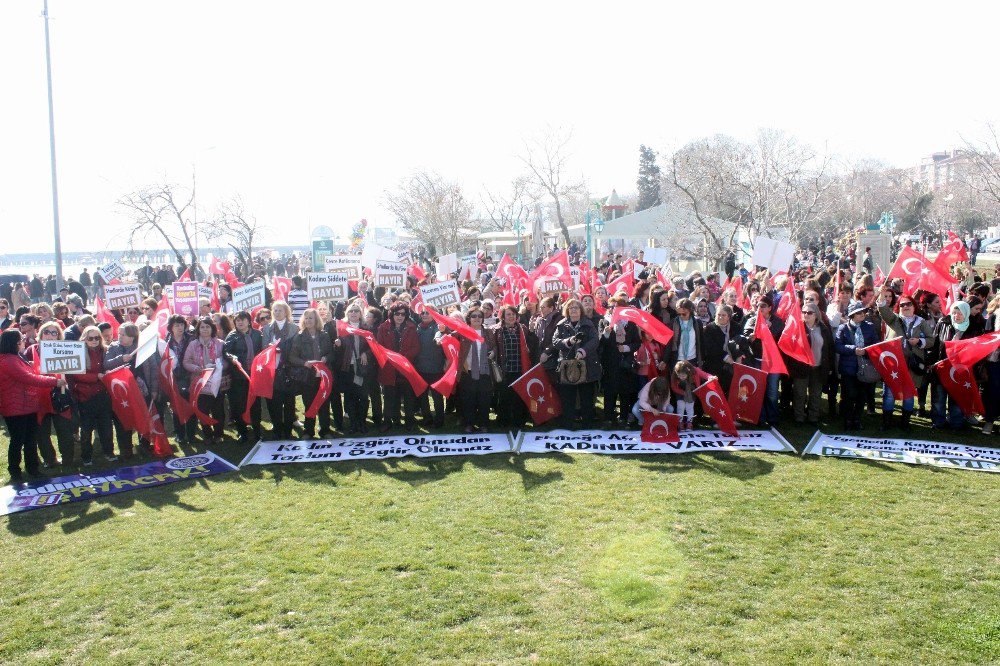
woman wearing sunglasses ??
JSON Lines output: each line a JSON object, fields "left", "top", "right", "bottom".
{"left": 69, "top": 325, "right": 116, "bottom": 465}
{"left": 28, "top": 322, "right": 77, "bottom": 468}
{"left": 877, "top": 291, "right": 934, "bottom": 431}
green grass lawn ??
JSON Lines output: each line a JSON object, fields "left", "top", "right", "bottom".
{"left": 2, "top": 402, "right": 999, "bottom": 664}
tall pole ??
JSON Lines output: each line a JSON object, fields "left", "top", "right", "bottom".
{"left": 42, "top": 0, "right": 64, "bottom": 292}
{"left": 585, "top": 211, "right": 592, "bottom": 268}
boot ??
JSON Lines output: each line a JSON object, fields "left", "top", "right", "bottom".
{"left": 901, "top": 411, "right": 912, "bottom": 433}
{"left": 983, "top": 422, "right": 994, "bottom": 435}
{"left": 882, "top": 410, "right": 893, "bottom": 429}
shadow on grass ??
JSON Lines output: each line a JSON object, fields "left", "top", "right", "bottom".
{"left": 640, "top": 451, "right": 775, "bottom": 481}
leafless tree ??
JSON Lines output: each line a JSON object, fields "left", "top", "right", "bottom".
{"left": 118, "top": 182, "right": 198, "bottom": 267}
{"left": 521, "top": 126, "right": 586, "bottom": 246}
{"left": 961, "top": 123, "right": 1000, "bottom": 205}
{"left": 384, "top": 170, "right": 475, "bottom": 255}
{"left": 481, "top": 175, "right": 536, "bottom": 232}
{"left": 206, "top": 196, "right": 268, "bottom": 276}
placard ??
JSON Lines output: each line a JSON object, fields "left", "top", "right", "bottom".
{"left": 460, "top": 254, "right": 478, "bottom": 267}
{"left": 436, "top": 253, "right": 458, "bottom": 278}
{"left": 570, "top": 266, "right": 581, "bottom": 290}
{"left": 103, "top": 283, "right": 142, "bottom": 310}
{"left": 38, "top": 340, "right": 87, "bottom": 374}
{"left": 97, "top": 260, "right": 126, "bottom": 283}
{"left": 361, "top": 242, "right": 397, "bottom": 269}
{"left": 374, "top": 260, "right": 407, "bottom": 289}
{"left": 516, "top": 429, "right": 795, "bottom": 455}
{"left": 240, "top": 433, "right": 512, "bottom": 466}
{"left": 199, "top": 285, "right": 213, "bottom": 302}
{"left": 802, "top": 432, "right": 1000, "bottom": 473}
{"left": 171, "top": 280, "right": 200, "bottom": 317}
{"left": 135, "top": 320, "right": 159, "bottom": 367}
{"left": 644, "top": 246, "right": 670, "bottom": 266}
{"left": 418, "top": 281, "right": 461, "bottom": 311}
{"left": 751, "top": 237, "right": 796, "bottom": 273}
{"left": 324, "top": 256, "right": 362, "bottom": 280}
{"left": 307, "top": 272, "right": 349, "bottom": 302}
{"left": 231, "top": 282, "right": 265, "bottom": 312}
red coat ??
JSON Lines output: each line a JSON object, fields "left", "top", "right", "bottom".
{"left": 69, "top": 346, "right": 107, "bottom": 403}
{"left": 0, "top": 354, "right": 58, "bottom": 416}
{"left": 375, "top": 319, "right": 419, "bottom": 385}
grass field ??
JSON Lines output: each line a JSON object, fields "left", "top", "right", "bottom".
{"left": 2, "top": 404, "right": 999, "bottom": 664}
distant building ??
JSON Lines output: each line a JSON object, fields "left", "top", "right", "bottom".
{"left": 914, "top": 149, "right": 972, "bottom": 191}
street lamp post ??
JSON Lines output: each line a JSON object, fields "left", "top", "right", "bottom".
{"left": 593, "top": 218, "right": 606, "bottom": 265}
{"left": 42, "top": 0, "right": 64, "bottom": 292}
{"left": 513, "top": 219, "right": 525, "bottom": 264}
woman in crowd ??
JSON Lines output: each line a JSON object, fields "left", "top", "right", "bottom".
{"left": 599, "top": 295, "right": 641, "bottom": 426}
{"left": 288, "top": 308, "right": 334, "bottom": 439}
{"left": 29, "top": 321, "right": 75, "bottom": 467}
{"left": 218, "top": 283, "right": 234, "bottom": 314}
{"left": 743, "top": 295, "right": 784, "bottom": 427}
{"left": 457, "top": 309, "right": 496, "bottom": 432}
{"left": 789, "top": 303, "right": 834, "bottom": 425}
{"left": 71, "top": 325, "right": 116, "bottom": 464}
{"left": 834, "top": 303, "right": 879, "bottom": 431}
{"left": 702, "top": 305, "right": 737, "bottom": 391}
{"left": 631, "top": 375, "right": 673, "bottom": 424}
{"left": 0, "top": 329, "right": 64, "bottom": 480}
{"left": 363, "top": 306, "right": 385, "bottom": 428}
{"left": 336, "top": 301, "right": 374, "bottom": 433}
{"left": 877, "top": 291, "right": 934, "bottom": 431}
{"left": 183, "top": 316, "right": 227, "bottom": 445}
{"left": 164, "top": 314, "right": 195, "bottom": 445}
{"left": 105, "top": 323, "right": 144, "bottom": 458}
{"left": 548, "top": 298, "right": 600, "bottom": 428}
{"left": 928, "top": 301, "right": 983, "bottom": 430}
{"left": 224, "top": 311, "right": 264, "bottom": 444}
{"left": 413, "top": 308, "right": 446, "bottom": 428}
{"left": 494, "top": 304, "right": 535, "bottom": 429}
{"left": 376, "top": 303, "right": 420, "bottom": 431}
{"left": 262, "top": 300, "right": 298, "bottom": 440}
{"left": 580, "top": 294, "right": 602, "bottom": 328}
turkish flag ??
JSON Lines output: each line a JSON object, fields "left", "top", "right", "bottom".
{"left": 716, "top": 274, "right": 744, "bottom": 307}
{"left": 304, "top": 363, "right": 333, "bottom": 418}
{"left": 148, "top": 403, "right": 173, "bottom": 457}
{"left": 865, "top": 337, "right": 917, "bottom": 400}
{"left": 408, "top": 262, "right": 427, "bottom": 281}
{"left": 510, "top": 363, "right": 562, "bottom": 425}
{"left": 241, "top": 342, "right": 279, "bottom": 425}
{"left": 410, "top": 291, "right": 425, "bottom": 315}
{"left": 210, "top": 280, "right": 221, "bottom": 312}
{"left": 430, "top": 334, "right": 461, "bottom": 397}
{"left": 935, "top": 232, "right": 970, "bottom": 271}
{"left": 934, "top": 358, "right": 984, "bottom": 416}
{"left": 338, "top": 322, "right": 388, "bottom": 366}
{"left": 101, "top": 365, "right": 152, "bottom": 438}
{"left": 656, "top": 268, "right": 671, "bottom": 289}
{"left": 189, "top": 368, "right": 219, "bottom": 426}
{"left": 755, "top": 312, "right": 788, "bottom": 375}
{"left": 154, "top": 297, "right": 171, "bottom": 339}
{"left": 426, "top": 306, "right": 484, "bottom": 342}
{"left": 610, "top": 306, "right": 674, "bottom": 346}
{"left": 209, "top": 257, "right": 231, "bottom": 275}
{"left": 497, "top": 253, "right": 530, "bottom": 296}
{"left": 874, "top": 264, "right": 886, "bottom": 287}
{"left": 715, "top": 276, "right": 732, "bottom": 305}
{"left": 93, "top": 297, "right": 119, "bottom": 339}
{"left": 529, "top": 250, "right": 572, "bottom": 293}
{"left": 727, "top": 363, "right": 767, "bottom": 424}
{"left": 605, "top": 272, "right": 635, "bottom": 299}
{"left": 272, "top": 276, "right": 292, "bottom": 303}
{"left": 775, "top": 279, "right": 796, "bottom": 321}
{"left": 158, "top": 351, "right": 193, "bottom": 423}
{"left": 177, "top": 268, "right": 191, "bottom": 282}
{"left": 693, "top": 377, "right": 738, "bottom": 436}
{"left": 945, "top": 331, "right": 1000, "bottom": 368}
{"left": 778, "top": 292, "right": 815, "bottom": 367}
{"left": 640, "top": 411, "right": 680, "bottom": 443}
{"left": 382, "top": 348, "right": 428, "bottom": 395}
{"left": 887, "top": 245, "right": 958, "bottom": 299}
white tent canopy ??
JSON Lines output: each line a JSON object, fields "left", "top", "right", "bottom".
{"left": 565, "top": 203, "right": 736, "bottom": 243}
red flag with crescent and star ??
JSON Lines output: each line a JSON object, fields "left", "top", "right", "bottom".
{"left": 336, "top": 321, "right": 388, "bottom": 366}
{"left": 430, "top": 334, "right": 461, "bottom": 397}
{"left": 189, "top": 368, "right": 219, "bottom": 426}
{"left": 239, "top": 342, "right": 279, "bottom": 424}
{"left": 93, "top": 296, "right": 120, "bottom": 339}
{"left": 304, "top": 363, "right": 333, "bottom": 418}
{"left": 148, "top": 403, "right": 173, "bottom": 457}
{"left": 640, "top": 411, "right": 680, "bottom": 443}
{"left": 101, "top": 365, "right": 151, "bottom": 438}
{"left": 425, "top": 306, "right": 484, "bottom": 343}
{"left": 529, "top": 250, "right": 572, "bottom": 294}
{"left": 755, "top": 311, "right": 788, "bottom": 376}
{"left": 272, "top": 276, "right": 292, "bottom": 303}
{"left": 865, "top": 337, "right": 917, "bottom": 401}
{"left": 777, "top": 290, "right": 815, "bottom": 367}
{"left": 727, "top": 363, "right": 767, "bottom": 424}
{"left": 934, "top": 358, "right": 984, "bottom": 416}
{"left": 209, "top": 257, "right": 231, "bottom": 276}
{"left": 609, "top": 306, "right": 674, "bottom": 346}
{"left": 510, "top": 363, "right": 562, "bottom": 425}
{"left": 497, "top": 253, "right": 531, "bottom": 299}
{"left": 887, "top": 245, "right": 958, "bottom": 299}
{"left": 382, "top": 349, "right": 428, "bottom": 395}
{"left": 945, "top": 331, "right": 1000, "bottom": 368}
{"left": 934, "top": 231, "right": 970, "bottom": 271}
{"left": 158, "top": 351, "right": 193, "bottom": 423}
{"left": 693, "top": 377, "right": 738, "bottom": 436}
{"left": 605, "top": 272, "right": 635, "bottom": 299}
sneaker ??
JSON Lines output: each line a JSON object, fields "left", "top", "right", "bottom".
{"left": 106, "top": 455, "right": 120, "bottom": 463}
{"left": 983, "top": 422, "right": 994, "bottom": 435}
{"left": 82, "top": 459, "right": 93, "bottom": 467}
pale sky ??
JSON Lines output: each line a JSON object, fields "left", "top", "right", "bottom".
{"left": 1, "top": 0, "right": 998, "bottom": 254}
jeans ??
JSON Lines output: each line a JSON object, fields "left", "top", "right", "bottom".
{"left": 79, "top": 392, "right": 114, "bottom": 460}
{"left": 761, "top": 373, "right": 781, "bottom": 425}
{"left": 882, "top": 386, "right": 914, "bottom": 413}
{"left": 931, "top": 382, "right": 965, "bottom": 428}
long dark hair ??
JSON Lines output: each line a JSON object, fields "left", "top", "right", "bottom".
{"left": 648, "top": 376, "right": 671, "bottom": 406}
{"left": 0, "top": 329, "right": 22, "bottom": 355}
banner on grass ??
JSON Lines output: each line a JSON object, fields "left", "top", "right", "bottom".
{"left": 38, "top": 340, "right": 86, "bottom": 374}
{"left": 308, "top": 272, "right": 349, "bottom": 302}
{"left": 802, "top": 432, "right": 1000, "bottom": 473}
{"left": 324, "top": 256, "right": 362, "bottom": 280}
{"left": 240, "top": 433, "right": 513, "bottom": 466}
{"left": 0, "top": 452, "right": 239, "bottom": 515}
{"left": 515, "top": 429, "right": 795, "bottom": 455}
{"left": 418, "top": 280, "right": 461, "bottom": 311}
{"left": 103, "top": 283, "right": 142, "bottom": 310}
{"left": 172, "top": 280, "right": 200, "bottom": 316}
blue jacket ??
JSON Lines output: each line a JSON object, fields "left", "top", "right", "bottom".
{"left": 835, "top": 320, "right": 879, "bottom": 376}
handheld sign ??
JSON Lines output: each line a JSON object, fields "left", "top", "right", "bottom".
{"left": 361, "top": 242, "right": 396, "bottom": 269}
{"left": 436, "top": 253, "right": 458, "bottom": 278}
{"left": 198, "top": 285, "right": 213, "bottom": 302}
{"left": 97, "top": 260, "right": 126, "bottom": 283}
{"left": 644, "top": 246, "right": 669, "bottom": 266}
{"left": 172, "top": 280, "right": 200, "bottom": 316}
{"left": 232, "top": 282, "right": 266, "bottom": 312}
{"left": 418, "top": 280, "right": 461, "bottom": 311}
{"left": 752, "top": 237, "right": 796, "bottom": 273}
{"left": 374, "top": 260, "right": 407, "bottom": 289}
{"left": 307, "top": 272, "right": 349, "bottom": 302}
{"left": 570, "top": 266, "right": 581, "bottom": 290}
{"left": 324, "top": 256, "right": 362, "bottom": 280}
{"left": 104, "top": 283, "right": 142, "bottom": 310}
{"left": 38, "top": 340, "right": 87, "bottom": 374}
{"left": 135, "top": 320, "right": 160, "bottom": 367}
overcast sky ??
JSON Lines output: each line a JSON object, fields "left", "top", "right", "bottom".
{"left": 1, "top": 0, "right": 997, "bottom": 254}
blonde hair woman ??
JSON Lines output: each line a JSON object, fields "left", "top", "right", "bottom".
{"left": 289, "top": 308, "right": 334, "bottom": 438}
{"left": 69, "top": 325, "right": 114, "bottom": 465}
{"left": 261, "top": 300, "right": 299, "bottom": 439}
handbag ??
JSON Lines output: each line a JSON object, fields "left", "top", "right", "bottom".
{"left": 489, "top": 359, "right": 504, "bottom": 383}
{"left": 558, "top": 358, "right": 588, "bottom": 385}
{"left": 50, "top": 387, "right": 74, "bottom": 413}
{"left": 856, "top": 355, "right": 879, "bottom": 384}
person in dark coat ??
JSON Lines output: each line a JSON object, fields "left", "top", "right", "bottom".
{"left": 547, "top": 299, "right": 600, "bottom": 428}
{"left": 927, "top": 301, "right": 984, "bottom": 429}
{"left": 598, "top": 296, "right": 641, "bottom": 425}
{"left": 224, "top": 311, "right": 265, "bottom": 444}
{"left": 702, "top": 305, "right": 738, "bottom": 392}
{"left": 834, "top": 303, "right": 880, "bottom": 430}
{"left": 375, "top": 303, "right": 420, "bottom": 431}
{"left": 789, "top": 303, "right": 835, "bottom": 425}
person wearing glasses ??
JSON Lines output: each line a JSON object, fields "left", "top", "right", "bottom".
{"left": 24, "top": 322, "right": 75, "bottom": 468}
{"left": 70, "top": 325, "right": 116, "bottom": 465}
{"left": 333, "top": 302, "right": 373, "bottom": 434}
{"left": 743, "top": 294, "right": 785, "bottom": 427}
{"left": 0, "top": 329, "right": 65, "bottom": 480}
{"left": 165, "top": 314, "right": 196, "bottom": 445}
{"left": 789, "top": 303, "right": 834, "bottom": 426}
{"left": 288, "top": 308, "right": 334, "bottom": 439}
{"left": 375, "top": 303, "right": 420, "bottom": 432}
{"left": 457, "top": 308, "right": 497, "bottom": 433}
{"left": 183, "top": 316, "right": 228, "bottom": 445}
{"left": 877, "top": 290, "right": 934, "bottom": 431}
{"left": 0, "top": 299, "right": 12, "bottom": 331}
{"left": 261, "top": 301, "right": 298, "bottom": 440}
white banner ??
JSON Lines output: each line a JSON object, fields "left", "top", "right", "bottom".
{"left": 38, "top": 340, "right": 87, "bottom": 374}
{"left": 231, "top": 282, "right": 265, "bottom": 312}
{"left": 103, "top": 283, "right": 142, "bottom": 310}
{"left": 751, "top": 237, "right": 796, "bottom": 273}
{"left": 240, "top": 433, "right": 513, "bottom": 466}
{"left": 418, "top": 281, "right": 461, "bottom": 311}
{"left": 97, "top": 260, "right": 126, "bottom": 283}
{"left": 361, "top": 243, "right": 397, "bottom": 269}
{"left": 324, "top": 256, "right": 362, "bottom": 280}
{"left": 436, "top": 253, "right": 458, "bottom": 278}
{"left": 307, "top": 272, "right": 349, "bottom": 302}
{"left": 373, "top": 260, "right": 407, "bottom": 289}
{"left": 802, "top": 432, "right": 1000, "bottom": 473}
{"left": 644, "top": 246, "right": 670, "bottom": 266}
{"left": 515, "top": 429, "right": 795, "bottom": 455}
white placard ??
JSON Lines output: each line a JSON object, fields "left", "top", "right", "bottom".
{"left": 361, "top": 243, "right": 397, "bottom": 269}
{"left": 38, "top": 340, "right": 87, "bottom": 375}
{"left": 644, "top": 247, "right": 670, "bottom": 266}
{"left": 103, "top": 283, "right": 142, "bottom": 310}
{"left": 418, "top": 281, "right": 462, "bottom": 311}
{"left": 751, "top": 237, "right": 796, "bottom": 273}
{"left": 570, "top": 266, "right": 581, "bottom": 290}
{"left": 307, "top": 272, "right": 349, "bottom": 302}
{"left": 324, "top": 256, "right": 362, "bottom": 280}
{"left": 199, "top": 285, "right": 213, "bottom": 302}
{"left": 231, "top": 282, "right": 266, "bottom": 312}
{"left": 97, "top": 260, "right": 126, "bottom": 283}
{"left": 436, "top": 253, "right": 458, "bottom": 278}
{"left": 459, "top": 254, "right": 478, "bottom": 266}
{"left": 374, "top": 260, "right": 407, "bottom": 289}
{"left": 135, "top": 320, "right": 159, "bottom": 367}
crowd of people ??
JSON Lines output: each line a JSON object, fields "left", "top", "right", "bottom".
{"left": 1, "top": 237, "right": 999, "bottom": 482}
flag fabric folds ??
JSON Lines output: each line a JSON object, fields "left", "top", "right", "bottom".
{"left": 693, "top": 377, "right": 738, "bottom": 436}
{"left": 510, "top": 364, "right": 562, "bottom": 425}
{"left": 865, "top": 338, "right": 917, "bottom": 401}
{"left": 640, "top": 411, "right": 680, "bottom": 443}
{"left": 727, "top": 363, "right": 767, "bottom": 424}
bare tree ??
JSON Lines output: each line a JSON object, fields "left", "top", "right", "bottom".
{"left": 961, "top": 123, "right": 1000, "bottom": 205}
{"left": 118, "top": 182, "right": 198, "bottom": 266}
{"left": 384, "top": 170, "right": 475, "bottom": 255}
{"left": 206, "top": 196, "right": 268, "bottom": 276}
{"left": 481, "top": 175, "right": 535, "bottom": 232}
{"left": 521, "top": 127, "right": 586, "bottom": 246}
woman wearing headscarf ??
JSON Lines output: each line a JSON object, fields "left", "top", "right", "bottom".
{"left": 927, "top": 300, "right": 983, "bottom": 430}
{"left": 789, "top": 303, "right": 834, "bottom": 425}
{"left": 877, "top": 291, "right": 934, "bottom": 431}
